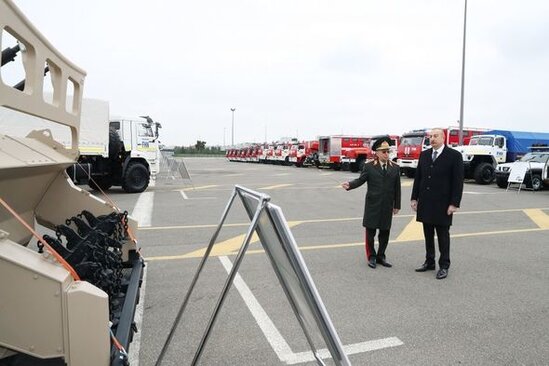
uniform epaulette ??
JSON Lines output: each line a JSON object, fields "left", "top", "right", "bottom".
{"left": 366, "top": 159, "right": 376, "bottom": 165}
{"left": 388, "top": 160, "right": 399, "bottom": 167}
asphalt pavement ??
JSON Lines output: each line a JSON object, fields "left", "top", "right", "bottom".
{"left": 106, "top": 157, "right": 549, "bottom": 366}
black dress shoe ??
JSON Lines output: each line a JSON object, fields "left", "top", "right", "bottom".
{"left": 377, "top": 258, "right": 392, "bottom": 268}
{"left": 368, "top": 257, "right": 376, "bottom": 269}
{"left": 436, "top": 268, "right": 448, "bottom": 279}
{"left": 415, "top": 263, "right": 436, "bottom": 272}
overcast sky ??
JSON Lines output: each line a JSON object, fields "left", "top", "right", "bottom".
{"left": 9, "top": 0, "right": 549, "bottom": 147}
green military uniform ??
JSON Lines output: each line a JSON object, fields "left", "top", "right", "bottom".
{"left": 348, "top": 159, "right": 401, "bottom": 230}
{"left": 347, "top": 156, "right": 401, "bottom": 265}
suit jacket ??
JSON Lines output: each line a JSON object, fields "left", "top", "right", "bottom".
{"left": 348, "top": 159, "right": 401, "bottom": 230}
{"left": 411, "top": 146, "right": 464, "bottom": 226}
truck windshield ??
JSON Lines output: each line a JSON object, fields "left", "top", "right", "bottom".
{"left": 401, "top": 136, "right": 423, "bottom": 146}
{"left": 138, "top": 123, "right": 154, "bottom": 137}
{"left": 520, "top": 153, "right": 549, "bottom": 163}
{"left": 469, "top": 136, "right": 494, "bottom": 146}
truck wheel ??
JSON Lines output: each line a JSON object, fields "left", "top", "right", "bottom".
{"left": 88, "top": 176, "right": 113, "bottom": 191}
{"left": 495, "top": 176, "right": 508, "bottom": 188}
{"left": 122, "top": 162, "right": 149, "bottom": 193}
{"left": 405, "top": 168, "right": 415, "bottom": 178}
{"left": 530, "top": 175, "right": 543, "bottom": 191}
{"left": 474, "top": 162, "right": 494, "bottom": 184}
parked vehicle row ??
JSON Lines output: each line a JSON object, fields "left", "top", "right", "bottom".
{"left": 226, "top": 139, "right": 320, "bottom": 167}
{"left": 226, "top": 128, "right": 549, "bottom": 190}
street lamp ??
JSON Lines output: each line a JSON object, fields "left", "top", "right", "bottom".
{"left": 230, "top": 108, "right": 236, "bottom": 146}
{"left": 458, "top": 0, "right": 468, "bottom": 146}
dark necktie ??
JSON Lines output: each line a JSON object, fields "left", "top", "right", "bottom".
{"left": 432, "top": 150, "right": 438, "bottom": 161}
{"left": 382, "top": 164, "right": 387, "bottom": 174}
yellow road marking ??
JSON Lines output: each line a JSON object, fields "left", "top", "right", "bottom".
{"left": 139, "top": 207, "right": 549, "bottom": 230}
{"left": 145, "top": 226, "right": 549, "bottom": 261}
{"left": 147, "top": 221, "right": 302, "bottom": 260}
{"left": 139, "top": 217, "right": 362, "bottom": 230}
{"left": 523, "top": 209, "right": 549, "bottom": 229}
{"left": 396, "top": 217, "right": 423, "bottom": 241}
{"left": 259, "top": 183, "right": 293, "bottom": 190}
{"left": 140, "top": 222, "right": 250, "bottom": 231}
{"left": 176, "top": 184, "right": 219, "bottom": 192}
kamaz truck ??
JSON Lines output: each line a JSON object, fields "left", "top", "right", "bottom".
{"left": 76, "top": 110, "right": 161, "bottom": 193}
{"left": 456, "top": 130, "right": 549, "bottom": 184}
{"left": 0, "top": 98, "right": 161, "bottom": 193}
{"left": 1, "top": 1, "right": 143, "bottom": 365}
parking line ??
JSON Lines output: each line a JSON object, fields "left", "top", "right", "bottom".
{"left": 219, "top": 256, "right": 404, "bottom": 364}
{"left": 178, "top": 185, "right": 218, "bottom": 192}
{"left": 286, "top": 337, "right": 404, "bottom": 364}
{"left": 395, "top": 217, "right": 424, "bottom": 241}
{"left": 145, "top": 225, "right": 549, "bottom": 262}
{"left": 218, "top": 256, "right": 294, "bottom": 361}
{"left": 260, "top": 183, "right": 293, "bottom": 190}
{"left": 180, "top": 190, "right": 188, "bottom": 200}
{"left": 523, "top": 209, "right": 549, "bottom": 229}
{"left": 132, "top": 191, "right": 154, "bottom": 227}
{"left": 148, "top": 222, "right": 301, "bottom": 260}
{"left": 140, "top": 208, "right": 549, "bottom": 232}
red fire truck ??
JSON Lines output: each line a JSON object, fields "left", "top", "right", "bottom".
{"left": 319, "top": 135, "right": 372, "bottom": 171}
{"left": 288, "top": 140, "right": 319, "bottom": 167}
{"left": 397, "top": 127, "right": 485, "bottom": 177}
{"left": 303, "top": 140, "right": 320, "bottom": 167}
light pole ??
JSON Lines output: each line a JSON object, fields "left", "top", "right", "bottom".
{"left": 458, "top": 0, "right": 468, "bottom": 146}
{"left": 230, "top": 108, "right": 236, "bottom": 146}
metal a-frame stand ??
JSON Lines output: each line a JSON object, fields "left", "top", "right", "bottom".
{"left": 506, "top": 162, "right": 531, "bottom": 193}
{"left": 155, "top": 185, "right": 351, "bottom": 366}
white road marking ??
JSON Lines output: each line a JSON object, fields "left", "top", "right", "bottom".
{"left": 286, "top": 337, "right": 404, "bottom": 365}
{"left": 219, "top": 256, "right": 403, "bottom": 364}
{"left": 180, "top": 190, "right": 189, "bottom": 200}
{"left": 132, "top": 191, "right": 154, "bottom": 227}
{"left": 219, "top": 256, "right": 294, "bottom": 360}
{"left": 128, "top": 264, "right": 148, "bottom": 366}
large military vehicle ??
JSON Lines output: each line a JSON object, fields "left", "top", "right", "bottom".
{"left": 0, "top": 97, "right": 161, "bottom": 193}
{"left": 0, "top": 1, "right": 143, "bottom": 365}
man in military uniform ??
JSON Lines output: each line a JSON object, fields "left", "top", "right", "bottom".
{"left": 342, "top": 136, "right": 401, "bottom": 269}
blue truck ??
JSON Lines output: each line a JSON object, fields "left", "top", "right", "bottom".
{"left": 455, "top": 129, "right": 549, "bottom": 184}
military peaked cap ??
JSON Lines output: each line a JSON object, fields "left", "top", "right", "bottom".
{"left": 372, "top": 135, "right": 393, "bottom": 151}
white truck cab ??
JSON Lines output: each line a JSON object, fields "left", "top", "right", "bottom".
{"left": 456, "top": 134, "right": 507, "bottom": 184}
{"left": 110, "top": 116, "right": 160, "bottom": 177}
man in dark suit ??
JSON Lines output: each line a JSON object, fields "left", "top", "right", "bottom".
{"left": 342, "top": 136, "right": 401, "bottom": 269}
{"left": 411, "top": 128, "right": 464, "bottom": 279}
